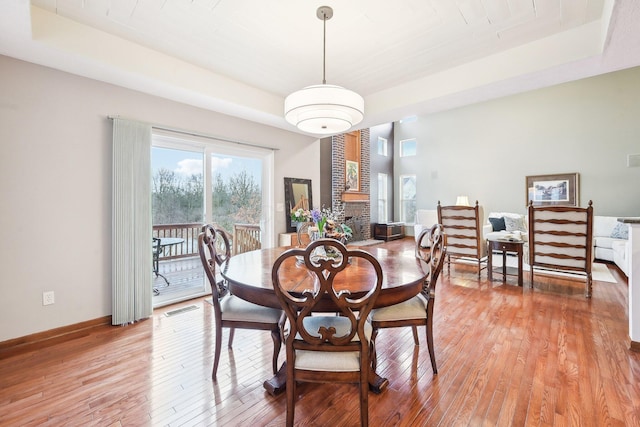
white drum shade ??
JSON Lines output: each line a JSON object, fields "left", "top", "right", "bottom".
{"left": 284, "top": 84, "right": 364, "bottom": 135}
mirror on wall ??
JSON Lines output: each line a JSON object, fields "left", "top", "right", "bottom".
{"left": 284, "top": 177, "right": 313, "bottom": 232}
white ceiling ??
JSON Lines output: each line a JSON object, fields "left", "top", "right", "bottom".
{"left": 2, "top": 0, "right": 640, "bottom": 136}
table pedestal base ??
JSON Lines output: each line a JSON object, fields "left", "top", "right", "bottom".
{"left": 263, "top": 363, "right": 287, "bottom": 396}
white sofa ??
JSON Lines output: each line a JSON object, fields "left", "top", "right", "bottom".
{"left": 413, "top": 209, "right": 438, "bottom": 247}
{"left": 484, "top": 211, "right": 528, "bottom": 242}
{"left": 416, "top": 209, "right": 528, "bottom": 246}
{"left": 593, "top": 216, "right": 629, "bottom": 276}
{"left": 483, "top": 212, "right": 630, "bottom": 276}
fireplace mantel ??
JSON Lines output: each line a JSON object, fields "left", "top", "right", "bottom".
{"left": 341, "top": 192, "right": 369, "bottom": 203}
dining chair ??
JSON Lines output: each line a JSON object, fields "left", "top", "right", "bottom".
{"left": 437, "top": 200, "right": 487, "bottom": 277}
{"left": 528, "top": 200, "right": 594, "bottom": 297}
{"left": 272, "top": 239, "right": 383, "bottom": 427}
{"left": 232, "top": 223, "right": 261, "bottom": 255}
{"left": 198, "top": 224, "right": 285, "bottom": 380}
{"left": 369, "top": 224, "right": 446, "bottom": 374}
{"left": 295, "top": 221, "right": 313, "bottom": 247}
{"left": 208, "top": 225, "right": 231, "bottom": 293}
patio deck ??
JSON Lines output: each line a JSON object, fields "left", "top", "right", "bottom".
{"left": 153, "top": 256, "right": 205, "bottom": 299}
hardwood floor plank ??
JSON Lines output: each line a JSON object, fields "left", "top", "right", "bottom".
{"left": 1, "top": 238, "right": 640, "bottom": 426}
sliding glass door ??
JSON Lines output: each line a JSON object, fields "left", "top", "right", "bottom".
{"left": 151, "top": 143, "right": 206, "bottom": 306}
{"left": 210, "top": 153, "right": 262, "bottom": 238}
{"left": 151, "top": 131, "right": 273, "bottom": 307}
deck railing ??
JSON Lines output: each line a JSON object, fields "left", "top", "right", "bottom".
{"left": 153, "top": 223, "right": 202, "bottom": 260}
{"left": 232, "top": 223, "right": 262, "bottom": 255}
{"left": 153, "top": 222, "right": 261, "bottom": 260}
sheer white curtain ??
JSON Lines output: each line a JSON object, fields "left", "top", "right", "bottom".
{"left": 112, "top": 118, "right": 153, "bottom": 325}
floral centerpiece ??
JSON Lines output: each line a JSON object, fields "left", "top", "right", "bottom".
{"left": 290, "top": 205, "right": 353, "bottom": 242}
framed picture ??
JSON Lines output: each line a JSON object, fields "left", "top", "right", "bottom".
{"left": 284, "top": 177, "right": 312, "bottom": 232}
{"left": 526, "top": 173, "right": 579, "bottom": 206}
{"left": 345, "top": 160, "right": 359, "bottom": 192}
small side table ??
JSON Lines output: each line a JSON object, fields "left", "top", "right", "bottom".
{"left": 374, "top": 222, "right": 405, "bottom": 241}
{"left": 487, "top": 238, "right": 524, "bottom": 286}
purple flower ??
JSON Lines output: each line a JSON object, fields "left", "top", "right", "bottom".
{"left": 310, "top": 209, "right": 322, "bottom": 223}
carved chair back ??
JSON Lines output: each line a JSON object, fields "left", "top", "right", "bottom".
{"left": 271, "top": 238, "right": 383, "bottom": 426}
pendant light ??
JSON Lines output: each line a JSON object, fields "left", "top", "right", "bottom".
{"left": 284, "top": 6, "right": 364, "bottom": 135}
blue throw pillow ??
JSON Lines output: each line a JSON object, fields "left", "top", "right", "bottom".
{"left": 488, "top": 217, "right": 506, "bottom": 232}
{"left": 610, "top": 222, "right": 629, "bottom": 239}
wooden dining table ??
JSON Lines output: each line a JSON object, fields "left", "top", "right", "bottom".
{"left": 219, "top": 244, "right": 430, "bottom": 395}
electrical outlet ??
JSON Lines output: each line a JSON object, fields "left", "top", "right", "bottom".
{"left": 43, "top": 291, "right": 55, "bottom": 306}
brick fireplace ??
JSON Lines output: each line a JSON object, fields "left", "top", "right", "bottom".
{"left": 331, "top": 129, "right": 371, "bottom": 241}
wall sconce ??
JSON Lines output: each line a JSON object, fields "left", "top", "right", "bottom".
{"left": 456, "top": 195, "right": 470, "bottom": 206}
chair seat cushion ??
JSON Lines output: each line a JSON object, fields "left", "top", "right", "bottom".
{"left": 295, "top": 349, "right": 361, "bottom": 372}
{"left": 220, "top": 295, "right": 282, "bottom": 323}
{"left": 294, "top": 316, "right": 372, "bottom": 372}
{"left": 370, "top": 294, "right": 428, "bottom": 322}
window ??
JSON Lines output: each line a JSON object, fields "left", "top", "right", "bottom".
{"left": 210, "top": 153, "right": 262, "bottom": 235}
{"left": 152, "top": 146, "right": 204, "bottom": 225}
{"left": 377, "top": 137, "right": 388, "bottom": 156}
{"left": 399, "top": 175, "right": 417, "bottom": 223}
{"left": 399, "top": 138, "right": 417, "bottom": 157}
{"left": 399, "top": 115, "right": 418, "bottom": 124}
{"left": 377, "top": 173, "right": 388, "bottom": 223}
{"left": 151, "top": 131, "right": 274, "bottom": 306}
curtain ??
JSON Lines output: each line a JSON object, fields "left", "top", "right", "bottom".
{"left": 112, "top": 118, "right": 153, "bottom": 325}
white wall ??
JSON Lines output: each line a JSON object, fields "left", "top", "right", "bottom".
{"left": 0, "top": 55, "right": 319, "bottom": 342}
{"left": 395, "top": 66, "right": 640, "bottom": 219}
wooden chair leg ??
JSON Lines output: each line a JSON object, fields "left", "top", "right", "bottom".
{"left": 270, "top": 328, "right": 281, "bottom": 375}
{"left": 370, "top": 328, "right": 379, "bottom": 371}
{"left": 411, "top": 326, "right": 419, "bottom": 345}
{"left": 530, "top": 268, "right": 534, "bottom": 288}
{"left": 426, "top": 305, "right": 437, "bottom": 374}
{"left": 360, "top": 353, "right": 369, "bottom": 427}
{"left": 285, "top": 361, "right": 295, "bottom": 427}
{"left": 212, "top": 323, "right": 222, "bottom": 380}
{"left": 227, "top": 328, "right": 235, "bottom": 348}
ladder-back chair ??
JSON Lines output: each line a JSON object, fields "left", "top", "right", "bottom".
{"left": 528, "top": 201, "right": 594, "bottom": 297}
{"left": 437, "top": 200, "right": 487, "bottom": 277}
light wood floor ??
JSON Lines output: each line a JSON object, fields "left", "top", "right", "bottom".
{"left": 1, "top": 238, "right": 639, "bottom": 426}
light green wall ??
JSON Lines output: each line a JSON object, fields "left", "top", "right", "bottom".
{"left": 395, "top": 66, "right": 640, "bottom": 220}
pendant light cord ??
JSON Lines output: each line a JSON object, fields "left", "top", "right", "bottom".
{"left": 322, "top": 11, "right": 327, "bottom": 85}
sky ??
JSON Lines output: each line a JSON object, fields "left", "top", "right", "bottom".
{"left": 152, "top": 147, "right": 262, "bottom": 184}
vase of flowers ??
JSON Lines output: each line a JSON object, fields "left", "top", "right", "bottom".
{"left": 290, "top": 205, "right": 352, "bottom": 244}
